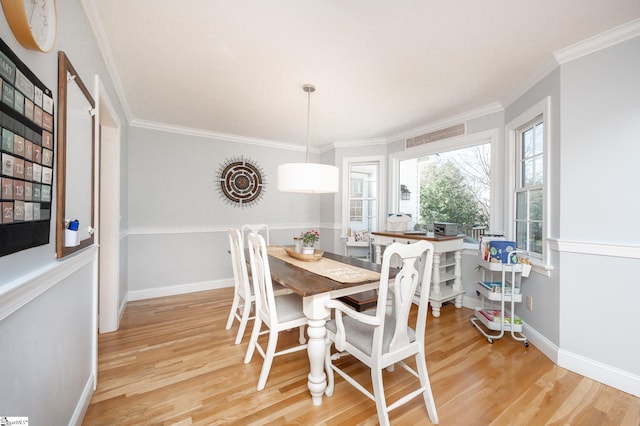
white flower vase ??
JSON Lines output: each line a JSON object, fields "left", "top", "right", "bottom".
{"left": 302, "top": 246, "right": 315, "bottom": 255}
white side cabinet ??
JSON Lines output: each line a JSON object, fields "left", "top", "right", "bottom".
{"left": 371, "top": 231, "right": 464, "bottom": 317}
{"left": 471, "top": 260, "right": 528, "bottom": 346}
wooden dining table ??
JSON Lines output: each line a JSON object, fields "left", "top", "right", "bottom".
{"left": 266, "top": 248, "right": 394, "bottom": 406}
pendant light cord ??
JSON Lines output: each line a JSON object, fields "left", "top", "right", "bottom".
{"left": 306, "top": 87, "right": 311, "bottom": 163}
{"left": 303, "top": 84, "right": 315, "bottom": 164}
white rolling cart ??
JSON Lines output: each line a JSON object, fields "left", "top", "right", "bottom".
{"left": 471, "top": 259, "right": 530, "bottom": 346}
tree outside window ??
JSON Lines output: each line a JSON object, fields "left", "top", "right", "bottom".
{"left": 399, "top": 144, "right": 490, "bottom": 241}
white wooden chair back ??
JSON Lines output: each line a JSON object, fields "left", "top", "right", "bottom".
{"left": 246, "top": 232, "right": 277, "bottom": 326}
{"left": 242, "top": 223, "right": 270, "bottom": 246}
{"left": 381, "top": 241, "right": 433, "bottom": 356}
{"left": 228, "top": 228, "right": 251, "bottom": 300}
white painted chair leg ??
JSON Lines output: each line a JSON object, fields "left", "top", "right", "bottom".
{"left": 226, "top": 293, "right": 240, "bottom": 330}
{"left": 416, "top": 353, "right": 439, "bottom": 424}
{"left": 257, "top": 330, "right": 279, "bottom": 391}
{"left": 234, "top": 301, "right": 251, "bottom": 345}
{"left": 371, "top": 368, "right": 390, "bottom": 426}
{"left": 244, "top": 317, "right": 262, "bottom": 364}
{"left": 324, "top": 341, "right": 334, "bottom": 396}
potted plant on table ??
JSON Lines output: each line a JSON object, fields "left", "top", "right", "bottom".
{"left": 300, "top": 230, "right": 320, "bottom": 254}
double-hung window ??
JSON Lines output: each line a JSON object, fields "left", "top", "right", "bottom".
{"left": 506, "top": 96, "right": 552, "bottom": 274}
{"left": 515, "top": 115, "right": 544, "bottom": 256}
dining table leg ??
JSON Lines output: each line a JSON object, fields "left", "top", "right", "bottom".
{"left": 303, "top": 293, "right": 332, "bottom": 406}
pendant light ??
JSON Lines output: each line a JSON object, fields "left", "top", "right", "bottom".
{"left": 277, "top": 84, "right": 339, "bottom": 193}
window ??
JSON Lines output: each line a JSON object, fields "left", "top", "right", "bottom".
{"left": 506, "top": 96, "right": 552, "bottom": 274}
{"left": 515, "top": 116, "right": 544, "bottom": 256}
{"left": 349, "top": 176, "right": 364, "bottom": 221}
{"left": 393, "top": 130, "right": 496, "bottom": 244}
{"left": 343, "top": 157, "right": 384, "bottom": 236}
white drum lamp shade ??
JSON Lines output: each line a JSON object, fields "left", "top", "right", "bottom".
{"left": 277, "top": 163, "right": 339, "bottom": 193}
{"left": 277, "top": 84, "right": 339, "bottom": 194}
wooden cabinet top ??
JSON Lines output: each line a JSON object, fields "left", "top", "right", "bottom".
{"left": 372, "top": 231, "right": 464, "bottom": 242}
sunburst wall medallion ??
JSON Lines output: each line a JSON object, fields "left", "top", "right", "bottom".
{"left": 217, "top": 156, "right": 266, "bottom": 207}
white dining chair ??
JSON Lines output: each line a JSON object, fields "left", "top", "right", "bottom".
{"left": 324, "top": 241, "right": 439, "bottom": 426}
{"left": 225, "top": 228, "right": 290, "bottom": 345}
{"left": 244, "top": 232, "right": 308, "bottom": 391}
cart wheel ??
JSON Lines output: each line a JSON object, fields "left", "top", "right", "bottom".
{"left": 487, "top": 338, "right": 493, "bottom": 344}
{"left": 524, "top": 341, "right": 529, "bottom": 347}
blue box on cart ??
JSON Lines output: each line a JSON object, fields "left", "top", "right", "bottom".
{"left": 488, "top": 240, "right": 517, "bottom": 264}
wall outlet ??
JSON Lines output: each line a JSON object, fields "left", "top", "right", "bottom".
{"left": 526, "top": 295, "right": 533, "bottom": 311}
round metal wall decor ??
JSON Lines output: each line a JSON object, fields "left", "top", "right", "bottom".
{"left": 217, "top": 156, "right": 266, "bottom": 207}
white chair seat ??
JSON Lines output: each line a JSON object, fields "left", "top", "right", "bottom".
{"left": 326, "top": 313, "right": 416, "bottom": 356}
{"left": 274, "top": 294, "right": 306, "bottom": 323}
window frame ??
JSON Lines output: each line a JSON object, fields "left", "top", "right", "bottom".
{"left": 389, "top": 129, "right": 499, "bottom": 249}
{"left": 515, "top": 115, "right": 544, "bottom": 257}
{"left": 505, "top": 96, "right": 553, "bottom": 276}
{"left": 342, "top": 156, "right": 386, "bottom": 237}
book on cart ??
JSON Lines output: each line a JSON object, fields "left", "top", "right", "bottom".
{"left": 478, "top": 308, "right": 522, "bottom": 325}
{"left": 478, "top": 281, "right": 520, "bottom": 294}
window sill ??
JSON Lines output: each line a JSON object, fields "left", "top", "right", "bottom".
{"left": 529, "top": 259, "right": 553, "bottom": 277}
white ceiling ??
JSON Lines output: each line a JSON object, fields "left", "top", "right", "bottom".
{"left": 87, "top": 1, "right": 640, "bottom": 148}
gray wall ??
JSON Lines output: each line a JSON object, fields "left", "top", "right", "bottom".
{"left": 0, "top": 0, "right": 128, "bottom": 423}
{"left": 126, "top": 125, "right": 332, "bottom": 297}
{"left": 0, "top": 260, "right": 94, "bottom": 425}
{"left": 503, "top": 68, "right": 562, "bottom": 346}
{"left": 558, "top": 36, "right": 640, "bottom": 379}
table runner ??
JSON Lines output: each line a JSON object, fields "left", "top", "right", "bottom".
{"left": 267, "top": 246, "right": 380, "bottom": 284}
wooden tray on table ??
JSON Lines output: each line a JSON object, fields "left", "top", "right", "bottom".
{"left": 285, "top": 247, "right": 324, "bottom": 262}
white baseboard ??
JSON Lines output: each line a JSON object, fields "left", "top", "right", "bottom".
{"left": 558, "top": 349, "right": 640, "bottom": 398}
{"left": 522, "top": 323, "right": 559, "bottom": 363}
{"left": 127, "top": 279, "right": 233, "bottom": 301}
{"left": 70, "top": 374, "right": 95, "bottom": 425}
{"left": 118, "top": 296, "right": 127, "bottom": 323}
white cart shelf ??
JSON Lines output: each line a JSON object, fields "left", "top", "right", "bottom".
{"left": 471, "top": 260, "right": 528, "bottom": 346}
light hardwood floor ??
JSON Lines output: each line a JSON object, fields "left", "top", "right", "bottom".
{"left": 82, "top": 288, "right": 640, "bottom": 425}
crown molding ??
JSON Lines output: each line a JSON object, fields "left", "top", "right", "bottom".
{"left": 554, "top": 18, "right": 640, "bottom": 65}
{"left": 130, "top": 118, "right": 317, "bottom": 152}
{"left": 322, "top": 138, "right": 389, "bottom": 152}
{"left": 502, "top": 19, "right": 640, "bottom": 110}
